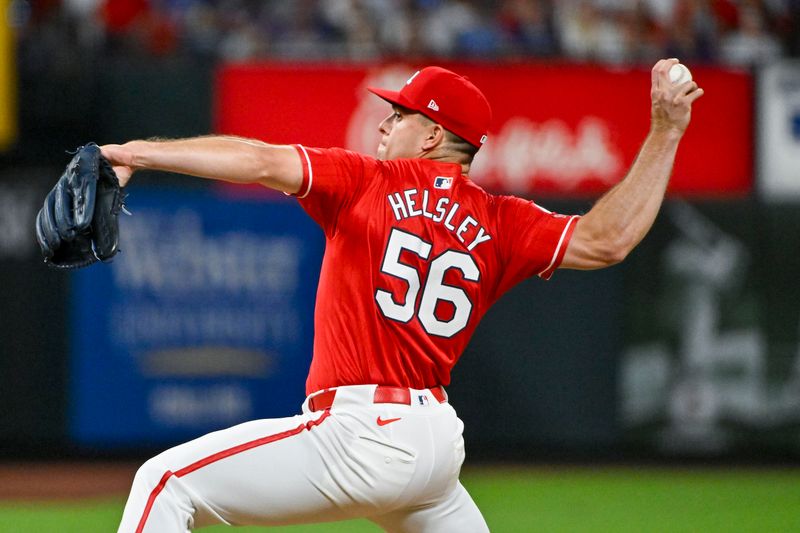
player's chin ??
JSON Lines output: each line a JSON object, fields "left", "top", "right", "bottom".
{"left": 376, "top": 145, "right": 387, "bottom": 161}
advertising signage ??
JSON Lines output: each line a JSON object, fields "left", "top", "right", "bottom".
{"left": 70, "top": 188, "right": 323, "bottom": 446}
{"left": 216, "top": 62, "right": 752, "bottom": 198}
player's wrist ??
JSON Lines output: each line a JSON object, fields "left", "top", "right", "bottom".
{"left": 120, "top": 140, "right": 150, "bottom": 170}
{"left": 647, "top": 123, "right": 684, "bottom": 143}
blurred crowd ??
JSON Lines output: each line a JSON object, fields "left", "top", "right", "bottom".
{"left": 13, "top": 0, "right": 800, "bottom": 69}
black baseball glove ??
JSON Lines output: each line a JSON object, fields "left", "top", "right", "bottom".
{"left": 35, "top": 143, "right": 128, "bottom": 269}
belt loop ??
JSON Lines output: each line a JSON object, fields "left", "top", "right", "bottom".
{"left": 431, "top": 386, "right": 447, "bottom": 404}
{"left": 308, "top": 389, "right": 337, "bottom": 412}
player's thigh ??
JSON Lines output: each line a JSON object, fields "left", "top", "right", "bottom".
{"left": 137, "top": 412, "right": 350, "bottom": 527}
{"left": 370, "top": 481, "right": 489, "bottom": 533}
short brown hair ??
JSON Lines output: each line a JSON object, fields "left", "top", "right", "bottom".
{"left": 443, "top": 129, "right": 479, "bottom": 163}
{"left": 415, "top": 113, "right": 478, "bottom": 164}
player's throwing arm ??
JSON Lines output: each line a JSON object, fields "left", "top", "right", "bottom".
{"left": 561, "top": 58, "right": 704, "bottom": 270}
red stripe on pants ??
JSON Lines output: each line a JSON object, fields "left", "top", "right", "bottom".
{"left": 135, "top": 410, "right": 331, "bottom": 533}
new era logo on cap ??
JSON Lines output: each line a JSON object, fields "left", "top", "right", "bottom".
{"left": 427, "top": 99, "right": 439, "bottom": 112}
{"left": 434, "top": 176, "right": 452, "bottom": 189}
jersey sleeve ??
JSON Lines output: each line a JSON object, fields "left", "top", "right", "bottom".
{"left": 290, "top": 145, "right": 379, "bottom": 236}
{"left": 495, "top": 196, "right": 579, "bottom": 291}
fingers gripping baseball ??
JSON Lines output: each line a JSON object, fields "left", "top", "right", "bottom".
{"left": 650, "top": 58, "right": 704, "bottom": 135}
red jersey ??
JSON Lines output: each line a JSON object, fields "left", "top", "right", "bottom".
{"left": 293, "top": 146, "right": 579, "bottom": 394}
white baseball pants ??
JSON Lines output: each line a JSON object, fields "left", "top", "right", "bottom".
{"left": 117, "top": 385, "right": 489, "bottom": 532}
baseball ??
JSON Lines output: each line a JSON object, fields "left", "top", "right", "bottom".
{"left": 669, "top": 63, "right": 692, "bottom": 85}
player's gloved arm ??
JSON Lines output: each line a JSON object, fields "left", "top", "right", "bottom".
{"left": 560, "top": 58, "right": 705, "bottom": 270}
{"left": 99, "top": 136, "right": 304, "bottom": 194}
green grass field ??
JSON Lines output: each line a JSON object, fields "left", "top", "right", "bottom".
{"left": 1, "top": 466, "right": 798, "bottom": 532}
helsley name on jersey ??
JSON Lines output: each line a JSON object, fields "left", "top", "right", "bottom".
{"left": 386, "top": 188, "right": 492, "bottom": 251}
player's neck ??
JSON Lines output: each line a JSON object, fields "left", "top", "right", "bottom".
{"left": 422, "top": 152, "right": 470, "bottom": 176}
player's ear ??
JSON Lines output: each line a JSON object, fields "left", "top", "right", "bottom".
{"left": 421, "top": 123, "right": 445, "bottom": 151}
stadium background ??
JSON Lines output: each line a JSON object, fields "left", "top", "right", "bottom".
{"left": 0, "top": 0, "right": 799, "bottom": 531}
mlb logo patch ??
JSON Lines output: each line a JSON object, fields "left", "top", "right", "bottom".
{"left": 434, "top": 176, "right": 452, "bottom": 189}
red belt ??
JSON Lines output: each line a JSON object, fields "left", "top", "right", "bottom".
{"left": 308, "top": 385, "right": 447, "bottom": 412}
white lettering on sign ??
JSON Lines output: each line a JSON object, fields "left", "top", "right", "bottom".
{"left": 149, "top": 384, "right": 252, "bottom": 426}
{"left": 464, "top": 116, "right": 623, "bottom": 192}
{"left": 110, "top": 304, "right": 300, "bottom": 347}
{"left": 113, "top": 210, "right": 301, "bottom": 294}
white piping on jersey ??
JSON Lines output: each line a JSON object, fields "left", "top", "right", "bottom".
{"left": 297, "top": 145, "right": 313, "bottom": 199}
{"left": 537, "top": 215, "right": 579, "bottom": 278}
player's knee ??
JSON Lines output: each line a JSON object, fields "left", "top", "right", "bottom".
{"left": 131, "top": 456, "right": 172, "bottom": 493}
{"left": 124, "top": 456, "right": 198, "bottom": 532}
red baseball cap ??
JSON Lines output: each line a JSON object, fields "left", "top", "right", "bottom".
{"left": 367, "top": 66, "right": 492, "bottom": 149}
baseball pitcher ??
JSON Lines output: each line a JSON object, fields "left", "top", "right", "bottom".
{"left": 100, "top": 58, "right": 703, "bottom": 532}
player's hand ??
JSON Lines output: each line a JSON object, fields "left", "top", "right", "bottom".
{"left": 649, "top": 58, "right": 704, "bottom": 136}
{"left": 100, "top": 143, "right": 136, "bottom": 187}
